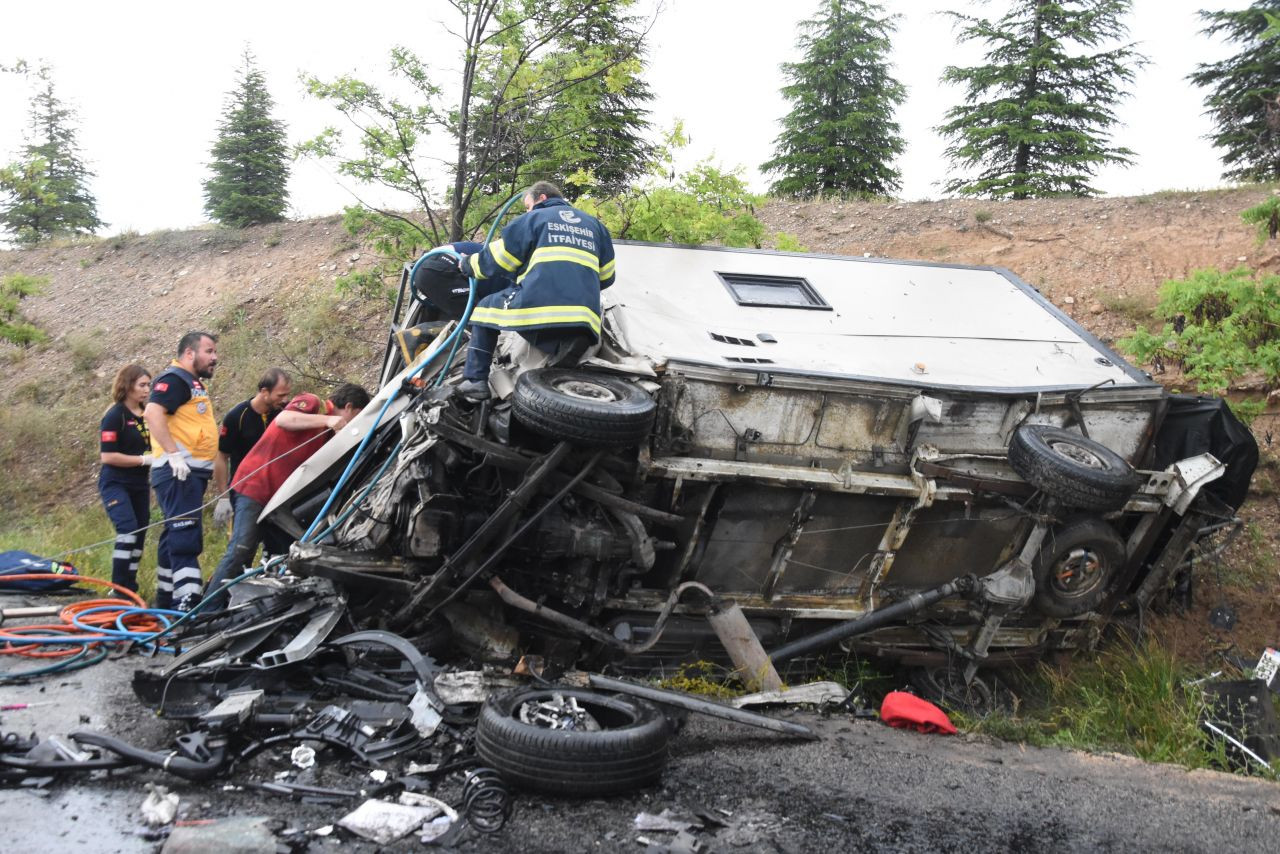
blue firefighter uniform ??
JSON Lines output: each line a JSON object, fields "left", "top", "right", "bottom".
{"left": 463, "top": 197, "right": 615, "bottom": 383}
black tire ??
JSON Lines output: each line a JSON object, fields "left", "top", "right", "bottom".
{"left": 1032, "top": 516, "right": 1126, "bottom": 617}
{"left": 512, "top": 369, "right": 655, "bottom": 447}
{"left": 1008, "top": 424, "right": 1141, "bottom": 511}
{"left": 475, "top": 688, "right": 671, "bottom": 797}
{"left": 908, "top": 665, "right": 998, "bottom": 716}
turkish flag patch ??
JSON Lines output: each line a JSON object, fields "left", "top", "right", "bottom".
{"left": 101, "top": 431, "right": 118, "bottom": 442}
{"left": 154, "top": 381, "right": 169, "bottom": 392}
{"left": 219, "top": 425, "right": 228, "bottom": 436}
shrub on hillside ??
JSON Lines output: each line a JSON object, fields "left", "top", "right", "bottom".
{"left": 0, "top": 272, "right": 48, "bottom": 347}
{"left": 1121, "top": 267, "right": 1280, "bottom": 422}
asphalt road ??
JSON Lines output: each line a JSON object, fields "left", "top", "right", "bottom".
{"left": 2, "top": 654, "right": 1279, "bottom": 853}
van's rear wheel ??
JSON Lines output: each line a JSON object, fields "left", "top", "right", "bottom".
{"left": 512, "top": 369, "right": 656, "bottom": 446}
{"left": 1009, "top": 424, "right": 1140, "bottom": 512}
{"left": 1032, "top": 516, "right": 1126, "bottom": 617}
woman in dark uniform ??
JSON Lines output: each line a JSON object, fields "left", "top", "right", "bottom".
{"left": 98, "top": 364, "right": 154, "bottom": 591}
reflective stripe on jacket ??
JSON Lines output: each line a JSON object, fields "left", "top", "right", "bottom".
{"left": 467, "top": 197, "right": 615, "bottom": 340}
{"left": 149, "top": 364, "right": 217, "bottom": 470}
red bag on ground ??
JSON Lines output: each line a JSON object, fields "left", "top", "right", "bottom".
{"left": 880, "top": 691, "right": 957, "bottom": 735}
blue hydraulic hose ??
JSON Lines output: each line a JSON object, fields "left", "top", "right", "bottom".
{"left": 0, "top": 646, "right": 107, "bottom": 683}
{"left": 300, "top": 191, "right": 526, "bottom": 541}
{"left": 309, "top": 438, "right": 404, "bottom": 544}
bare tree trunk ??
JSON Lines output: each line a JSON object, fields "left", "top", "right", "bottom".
{"left": 1013, "top": 5, "right": 1043, "bottom": 201}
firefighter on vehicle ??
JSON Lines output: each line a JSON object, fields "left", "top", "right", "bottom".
{"left": 455, "top": 181, "right": 616, "bottom": 402}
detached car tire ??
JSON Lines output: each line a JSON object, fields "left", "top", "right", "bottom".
{"left": 476, "top": 688, "right": 671, "bottom": 796}
{"left": 1032, "top": 516, "right": 1126, "bottom": 617}
{"left": 512, "top": 369, "right": 656, "bottom": 447}
{"left": 1008, "top": 424, "right": 1141, "bottom": 512}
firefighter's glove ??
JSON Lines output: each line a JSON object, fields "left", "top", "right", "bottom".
{"left": 455, "top": 253, "right": 470, "bottom": 276}
{"left": 213, "top": 497, "right": 233, "bottom": 526}
{"left": 165, "top": 452, "right": 191, "bottom": 482}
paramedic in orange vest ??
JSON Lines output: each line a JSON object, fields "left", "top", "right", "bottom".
{"left": 144, "top": 331, "right": 223, "bottom": 610}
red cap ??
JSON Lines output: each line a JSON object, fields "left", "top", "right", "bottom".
{"left": 880, "top": 691, "right": 957, "bottom": 735}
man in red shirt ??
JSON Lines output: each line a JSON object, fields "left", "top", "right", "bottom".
{"left": 207, "top": 383, "right": 371, "bottom": 599}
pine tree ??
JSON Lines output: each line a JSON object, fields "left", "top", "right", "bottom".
{"left": 1189, "top": 2, "right": 1280, "bottom": 183}
{"left": 203, "top": 51, "right": 290, "bottom": 227}
{"left": 761, "top": 0, "right": 906, "bottom": 198}
{"left": 466, "top": 1, "right": 654, "bottom": 200}
{"left": 937, "top": 0, "right": 1144, "bottom": 199}
{"left": 0, "top": 68, "right": 104, "bottom": 245}
{"left": 525, "top": 1, "right": 655, "bottom": 197}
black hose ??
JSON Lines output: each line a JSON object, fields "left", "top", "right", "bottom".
{"left": 70, "top": 731, "right": 226, "bottom": 781}
{"left": 767, "top": 576, "right": 975, "bottom": 664}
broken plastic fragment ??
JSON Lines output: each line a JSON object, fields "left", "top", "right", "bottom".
{"left": 409, "top": 688, "right": 443, "bottom": 737}
{"left": 397, "top": 791, "right": 458, "bottom": 821}
{"left": 290, "top": 745, "right": 316, "bottom": 769}
{"left": 140, "top": 783, "right": 179, "bottom": 827}
{"left": 419, "top": 814, "right": 456, "bottom": 844}
{"left": 730, "top": 680, "right": 846, "bottom": 709}
{"left": 634, "top": 809, "right": 697, "bottom": 833}
{"left": 338, "top": 799, "right": 439, "bottom": 844}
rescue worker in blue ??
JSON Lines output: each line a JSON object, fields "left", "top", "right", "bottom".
{"left": 98, "top": 363, "right": 155, "bottom": 592}
{"left": 455, "top": 181, "right": 616, "bottom": 401}
{"left": 144, "top": 331, "right": 223, "bottom": 611}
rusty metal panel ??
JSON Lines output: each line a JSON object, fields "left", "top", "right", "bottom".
{"left": 692, "top": 486, "right": 799, "bottom": 594}
{"left": 888, "top": 506, "right": 1029, "bottom": 588}
{"left": 774, "top": 492, "right": 898, "bottom": 594}
{"left": 672, "top": 380, "right": 824, "bottom": 456}
{"left": 814, "top": 394, "right": 910, "bottom": 459}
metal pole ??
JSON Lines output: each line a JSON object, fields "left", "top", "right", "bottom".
{"left": 587, "top": 673, "right": 815, "bottom": 739}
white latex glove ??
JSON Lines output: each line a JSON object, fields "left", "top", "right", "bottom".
{"left": 140, "top": 454, "right": 155, "bottom": 467}
{"left": 166, "top": 452, "right": 191, "bottom": 482}
{"left": 213, "top": 496, "right": 233, "bottom": 526}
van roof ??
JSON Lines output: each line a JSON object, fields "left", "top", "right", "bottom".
{"left": 605, "top": 242, "right": 1154, "bottom": 392}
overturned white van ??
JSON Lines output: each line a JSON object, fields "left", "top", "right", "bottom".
{"left": 264, "top": 243, "right": 1258, "bottom": 688}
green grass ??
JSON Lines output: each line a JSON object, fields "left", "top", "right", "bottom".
{"left": 66, "top": 331, "right": 105, "bottom": 371}
{"left": 958, "top": 641, "right": 1242, "bottom": 772}
{"left": 0, "top": 502, "right": 232, "bottom": 603}
{"left": 1099, "top": 291, "right": 1159, "bottom": 325}
{"left": 1132, "top": 182, "right": 1280, "bottom": 203}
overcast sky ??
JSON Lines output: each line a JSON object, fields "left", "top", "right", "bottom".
{"left": 0, "top": 0, "right": 1254, "bottom": 235}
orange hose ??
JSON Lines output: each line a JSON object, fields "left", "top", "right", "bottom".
{"left": 0, "top": 573, "right": 155, "bottom": 658}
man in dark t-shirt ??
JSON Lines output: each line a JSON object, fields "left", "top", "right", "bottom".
{"left": 212, "top": 368, "right": 291, "bottom": 528}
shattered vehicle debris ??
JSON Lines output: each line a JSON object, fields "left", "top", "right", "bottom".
{"left": 0, "top": 243, "right": 1269, "bottom": 849}
{"left": 259, "top": 242, "right": 1258, "bottom": 683}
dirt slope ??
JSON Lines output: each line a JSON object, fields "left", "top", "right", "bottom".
{"left": 0, "top": 217, "right": 387, "bottom": 401}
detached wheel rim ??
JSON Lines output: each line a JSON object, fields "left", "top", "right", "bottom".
{"left": 1050, "top": 546, "right": 1106, "bottom": 599}
{"left": 551, "top": 377, "right": 620, "bottom": 403}
{"left": 1048, "top": 439, "right": 1106, "bottom": 470}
